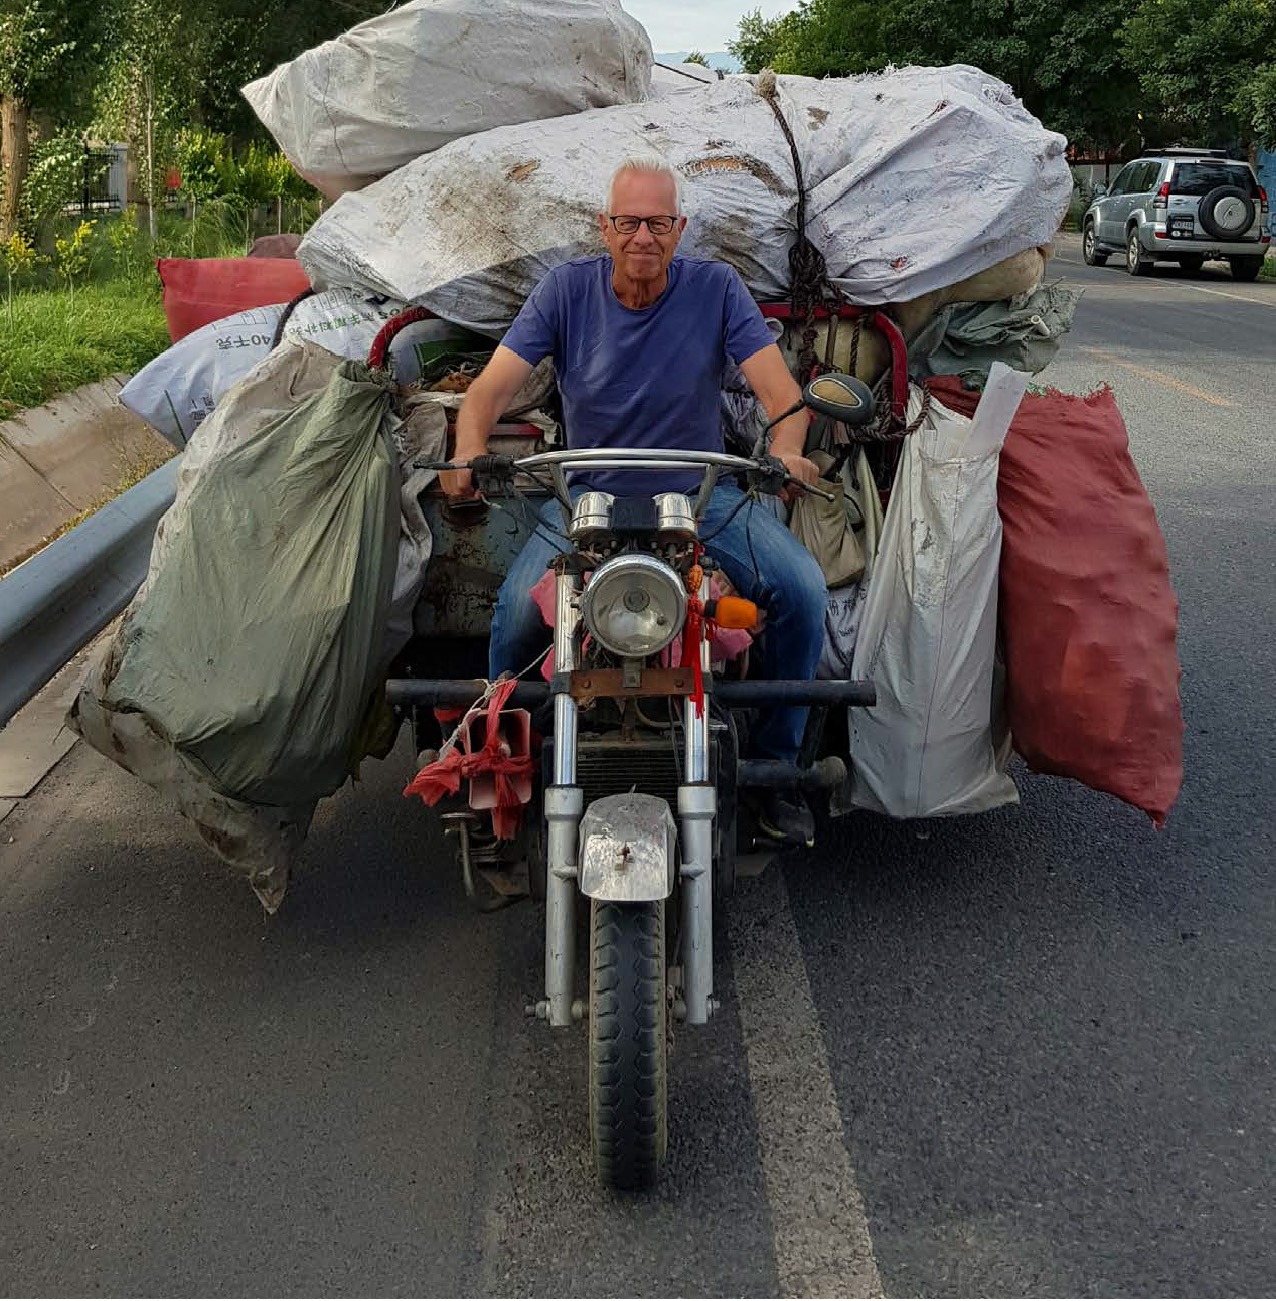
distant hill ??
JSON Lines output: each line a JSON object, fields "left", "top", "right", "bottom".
{"left": 656, "top": 51, "right": 742, "bottom": 74}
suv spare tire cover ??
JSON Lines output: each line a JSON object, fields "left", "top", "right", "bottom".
{"left": 1197, "top": 185, "right": 1256, "bottom": 240}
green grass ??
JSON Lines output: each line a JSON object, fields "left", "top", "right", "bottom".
{"left": 0, "top": 280, "right": 169, "bottom": 419}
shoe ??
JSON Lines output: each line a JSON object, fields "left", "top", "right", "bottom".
{"left": 755, "top": 790, "right": 816, "bottom": 849}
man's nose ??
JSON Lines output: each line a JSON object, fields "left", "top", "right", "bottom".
{"left": 628, "top": 223, "right": 658, "bottom": 248}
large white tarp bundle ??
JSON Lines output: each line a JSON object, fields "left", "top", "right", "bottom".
{"left": 297, "top": 66, "right": 1072, "bottom": 336}
{"left": 242, "top": 0, "right": 653, "bottom": 199}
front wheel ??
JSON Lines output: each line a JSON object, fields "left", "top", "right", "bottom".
{"left": 1127, "top": 227, "right": 1153, "bottom": 276}
{"left": 1177, "top": 254, "right": 1205, "bottom": 275}
{"left": 1230, "top": 255, "right": 1265, "bottom": 282}
{"left": 1082, "top": 222, "right": 1107, "bottom": 266}
{"left": 589, "top": 899, "right": 668, "bottom": 1190}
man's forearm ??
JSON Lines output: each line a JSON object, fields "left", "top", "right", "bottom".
{"left": 454, "top": 387, "right": 503, "bottom": 456}
{"left": 766, "top": 408, "right": 809, "bottom": 458}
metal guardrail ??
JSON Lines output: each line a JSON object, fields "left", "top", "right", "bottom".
{"left": 0, "top": 459, "right": 178, "bottom": 729}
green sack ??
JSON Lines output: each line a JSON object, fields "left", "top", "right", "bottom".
{"left": 104, "top": 358, "right": 400, "bottom": 807}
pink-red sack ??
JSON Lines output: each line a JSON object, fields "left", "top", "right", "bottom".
{"left": 157, "top": 258, "right": 311, "bottom": 342}
{"left": 927, "top": 377, "right": 1183, "bottom": 826}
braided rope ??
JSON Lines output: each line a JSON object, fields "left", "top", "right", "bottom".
{"left": 754, "top": 70, "right": 918, "bottom": 444}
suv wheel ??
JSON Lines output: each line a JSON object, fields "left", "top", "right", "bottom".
{"left": 1126, "top": 227, "right": 1153, "bottom": 276}
{"left": 1082, "top": 222, "right": 1107, "bottom": 267}
{"left": 1229, "top": 255, "right": 1265, "bottom": 282}
{"left": 1177, "top": 255, "right": 1205, "bottom": 275}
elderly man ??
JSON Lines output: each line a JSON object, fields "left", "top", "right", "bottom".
{"left": 442, "top": 157, "right": 827, "bottom": 847}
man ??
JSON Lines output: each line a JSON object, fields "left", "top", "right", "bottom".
{"left": 442, "top": 157, "right": 827, "bottom": 847}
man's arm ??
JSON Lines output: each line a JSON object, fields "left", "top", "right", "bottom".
{"left": 737, "top": 343, "right": 819, "bottom": 487}
{"left": 440, "top": 345, "right": 535, "bottom": 498}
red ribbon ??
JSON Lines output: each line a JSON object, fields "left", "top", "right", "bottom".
{"left": 402, "top": 677, "right": 533, "bottom": 839}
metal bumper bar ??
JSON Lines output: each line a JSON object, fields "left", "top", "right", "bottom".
{"left": 385, "top": 678, "right": 876, "bottom": 709}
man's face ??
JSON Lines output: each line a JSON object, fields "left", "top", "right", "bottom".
{"left": 598, "top": 170, "right": 686, "bottom": 284}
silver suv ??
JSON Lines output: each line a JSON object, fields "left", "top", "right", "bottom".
{"left": 1082, "top": 149, "right": 1271, "bottom": 281}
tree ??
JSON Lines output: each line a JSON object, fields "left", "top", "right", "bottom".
{"left": 683, "top": 50, "right": 710, "bottom": 67}
{"left": 1120, "top": 0, "right": 1276, "bottom": 150}
{"left": 95, "top": 0, "right": 203, "bottom": 238}
{"left": 0, "top": 0, "right": 108, "bottom": 238}
{"left": 729, "top": 0, "right": 1143, "bottom": 155}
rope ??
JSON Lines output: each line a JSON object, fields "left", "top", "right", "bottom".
{"left": 755, "top": 69, "right": 922, "bottom": 445}
{"left": 754, "top": 70, "right": 842, "bottom": 383}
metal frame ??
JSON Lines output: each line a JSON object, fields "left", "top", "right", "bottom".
{"left": 0, "top": 460, "right": 178, "bottom": 729}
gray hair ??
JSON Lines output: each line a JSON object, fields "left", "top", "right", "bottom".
{"left": 604, "top": 157, "right": 683, "bottom": 214}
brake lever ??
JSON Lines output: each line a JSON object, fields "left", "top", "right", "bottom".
{"left": 748, "top": 455, "right": 837, "bottom": 502}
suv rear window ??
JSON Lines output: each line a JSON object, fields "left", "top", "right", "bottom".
{"left": 1170, "top": 162, "right": 1258, "bottom": 197}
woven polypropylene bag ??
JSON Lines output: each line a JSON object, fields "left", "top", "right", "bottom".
{"left": 928, "top": 376, "right": 1184, "bottom": 825}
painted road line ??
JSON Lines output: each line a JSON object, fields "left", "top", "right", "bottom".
{"left": 730, "top": 867, "right": 883, "bottom": 1298}
{"left": 1078, "top": 347, "right": 1235, "bottom": 408}
{"left": 1175, "top": 281, "right": 1275, "bottom": 308}
{"left": 1054, "top": 253, "right": 1275, "bottom": 307}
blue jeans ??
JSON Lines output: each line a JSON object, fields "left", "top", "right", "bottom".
{"left": 488, "top": 485, "right": 827, "bottom": 763}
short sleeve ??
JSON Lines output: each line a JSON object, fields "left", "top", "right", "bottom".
{"left": 721, "top": 267, "right": 777, "bottom": 367}
{"left": 500, "top": 269, "right": 562, "bottom": 366}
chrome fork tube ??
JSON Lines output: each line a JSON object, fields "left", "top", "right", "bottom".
{"left": 679, "top": 571, "right": 716, "bottom": 1024}
{"left": 544, "top": 568, "right": 581, "bottom": 1028}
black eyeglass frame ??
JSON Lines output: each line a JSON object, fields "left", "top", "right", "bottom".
{"left": 607, "top": 214, "right": 680, "bottom": 235}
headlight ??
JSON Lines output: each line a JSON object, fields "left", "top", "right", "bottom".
{"left": 581, "top": 554, "right": 687, "bottom": 658}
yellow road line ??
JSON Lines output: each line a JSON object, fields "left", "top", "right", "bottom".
{"left": 1078, "top": 347, "right": 1235, "bottom": 408}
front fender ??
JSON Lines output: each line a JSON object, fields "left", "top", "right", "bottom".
{"left": 578, "top": 793, "right": 677, "bottom": 903}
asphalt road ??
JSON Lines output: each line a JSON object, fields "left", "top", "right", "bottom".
{"left": 2, "top": 236, "right": 1275, "bottom": 1296}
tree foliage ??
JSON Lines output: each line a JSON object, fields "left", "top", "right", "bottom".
{"left": 730, "top": 0, "right": 1276, "bottom": 152}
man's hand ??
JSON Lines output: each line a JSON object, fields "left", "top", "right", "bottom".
{"left": 439, "top": 446, "right": 479, "bottom": 500}
{"left": 775, "top": 450, "right": 820, "bottom": 487}
{"left": 441, "top": 345, "right": 534, "bottom": 500}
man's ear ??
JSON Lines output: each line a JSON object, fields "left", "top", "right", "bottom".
{"left": 597, "top": 211, "right": 609, "bottom": 239}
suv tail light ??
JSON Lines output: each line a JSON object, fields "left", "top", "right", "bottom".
{"left": 1153, "top": 181, "right": 1170, "bottom": 211}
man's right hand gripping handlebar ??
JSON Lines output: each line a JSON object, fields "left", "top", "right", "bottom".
{"left": 439, "top": 449, "right": 515, "bottom": 500}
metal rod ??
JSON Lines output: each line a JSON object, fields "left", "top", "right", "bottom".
{"left": 737, "top": 756, "right": 848, "bottom": 791}
{"left": 386, "top": 678, "right": 877, "bottom": 709}
{"left": 544, "top": 569, "right": 581, "bottom": 1028}
{"left": 680, "top": 571, "right": 715, "bottom": 1025}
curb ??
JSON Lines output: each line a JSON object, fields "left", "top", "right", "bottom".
{"left": 0, "top": 376, "right": 174, "bottom": 574}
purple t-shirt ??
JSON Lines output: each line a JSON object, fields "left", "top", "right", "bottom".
{"left": 500, "top": 255, "right": 775, "bottom": 495}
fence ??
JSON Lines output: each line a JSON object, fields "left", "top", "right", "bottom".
{"left": 78, "top": 145, "right": 128, "bottom": 216}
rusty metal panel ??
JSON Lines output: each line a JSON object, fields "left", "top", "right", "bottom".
{"left": 414, "top": 489, "right": 550, "bottom": 637}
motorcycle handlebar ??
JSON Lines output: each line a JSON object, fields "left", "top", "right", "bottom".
{"left": 426, "top": 450, "right": 836, "bottom": 502}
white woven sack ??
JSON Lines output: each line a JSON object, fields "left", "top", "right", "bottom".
{"left": 849, "top": 365, "right": 1028, "bottom": 817}
{"left": 242, "top": 0, "right": 652, "bottom": 198}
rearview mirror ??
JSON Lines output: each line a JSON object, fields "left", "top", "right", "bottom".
{"left": 1092, "top": 183, "right": 1108, "bottom": 199}
{"left": 803, "top": 372, "right": 875, "bottom": 427}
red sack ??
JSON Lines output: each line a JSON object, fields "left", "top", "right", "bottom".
{"left": 927, "top": 377, "right": 1183, "bottom": 826}
{"left": 157, "top": 257, "right": 311, "bottom": 342}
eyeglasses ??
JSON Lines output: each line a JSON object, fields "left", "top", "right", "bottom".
{"left": 608, "top": 214, "right": 678, "bottom": 235}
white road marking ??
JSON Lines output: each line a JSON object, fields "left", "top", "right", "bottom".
{"left": 730, "top": 866, "right": 883, "bottom": 1298}
{"left": 1053, "top": 253, "right": 1274, "bottom": 306}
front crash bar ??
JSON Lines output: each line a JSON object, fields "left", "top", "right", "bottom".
{"left": 385, "top": 678, "right": 876, "bottom": 708}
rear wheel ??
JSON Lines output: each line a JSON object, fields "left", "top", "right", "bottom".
{"left": 1126, "top": 227, "right": 1153, "bottom": 276}
{"left": 1229, "top": 255, "right": 1265, "bottom": 282}
{"left": 589, "top": 899, "right": 667, "bottom": 1190}
{"left": 1177, "top": 254, "right": 1205, "bottom": 275}
{"left": 1082, "top": 222, "right": 1107, "bottom": 266}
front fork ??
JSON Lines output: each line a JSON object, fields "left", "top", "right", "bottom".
{"left": 539, "top": 570, "right": 717, "bottom": 1027}
{"left": 679, "top": 570, "right": 716, "bottom": 1025}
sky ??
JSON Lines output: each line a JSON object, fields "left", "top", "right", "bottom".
{"left": 622, "top": 0, "right": 794, "bottom": 55}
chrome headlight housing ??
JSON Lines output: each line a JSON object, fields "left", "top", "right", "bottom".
{"left": 580, "top": 553, "right": 687, "bottom": 658}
